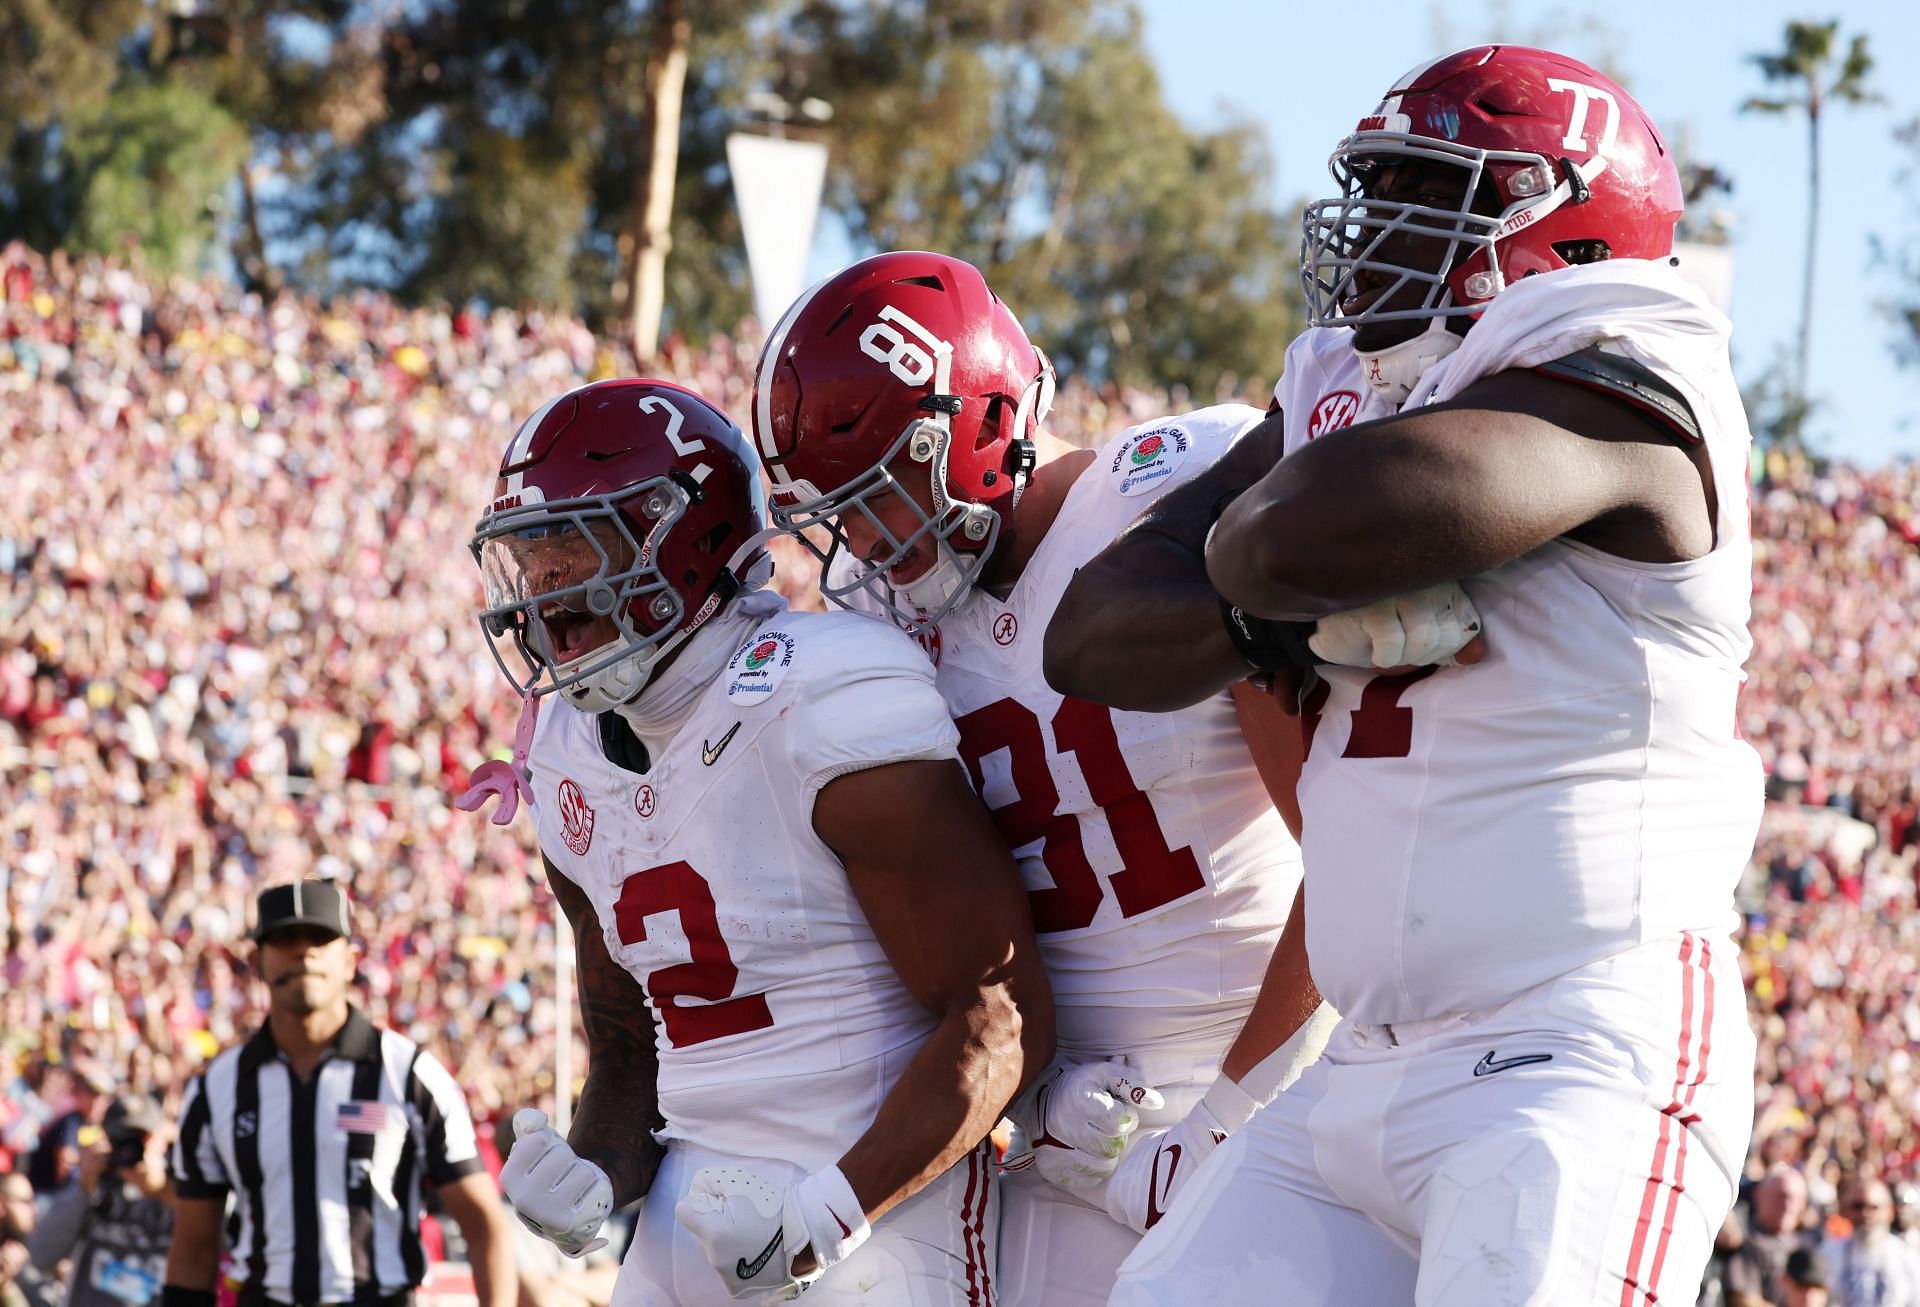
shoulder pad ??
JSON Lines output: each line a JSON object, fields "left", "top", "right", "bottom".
{"left": 1532, "top": 345, "right": 1701, "bottom": 444}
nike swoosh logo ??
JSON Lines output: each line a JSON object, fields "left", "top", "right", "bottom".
{"left": 1473, "top": 1050, "right": 1553, "bottom": 1077}
{"left": 702, "top": 721, "right": 742, "bottom": 767}
{"left": 1145, "top": 1142, "right": 1182, "bottom": 1229}
{"left": 825, "top": 1204, "right": 852, "bottom": 1240}
{"left": 1029, "top": 1082, "right": 1070, "bottom": 1151}
{"left": 735, "top": 1226, "right": 784, "bottom": 1280}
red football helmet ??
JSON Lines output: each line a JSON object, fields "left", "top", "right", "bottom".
{"left": 472, "top": 379, "right": 771, "bottom": 712}
{"left": 1301, "top": 46, "right": 1684, "bottom": 331}
{"left": 752, "top": 251, "right": 1055, "bottom": 634}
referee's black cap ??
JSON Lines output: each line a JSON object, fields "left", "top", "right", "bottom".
{"left": 250, "top": 880, "right": 353, "bottom": 943}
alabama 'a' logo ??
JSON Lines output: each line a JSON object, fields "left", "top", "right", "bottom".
{"left": 1307, "top": 390, "right": 1361, "bottom": 439}
{"left": 558, "top": 778, "right": 595, "bottom": 855}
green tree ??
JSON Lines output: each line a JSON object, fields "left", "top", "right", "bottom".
{"left": 0, "top": 0, "right": 146, "bottom": 250}
{"left": 1745, "top": 20, "right": 1879, "bottom": 403}
{"left": 65, "top": 78, "right": 248, "bottom": 272}
{"left": 1881, "top": 117, "right": 1920, "bottom": 372}
{"left": 786, "top": 0, "right": 1300, "bottom": 389}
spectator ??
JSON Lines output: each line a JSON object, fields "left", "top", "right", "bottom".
{"left": 24, "top": 1071, "right": 109, "bottom": 1198}
{"left": 1788, "top": 1246, "right": 1833, "bottom": 1307}
{"left": 1728, "top": 1165, "right": 1814, "bottom": 1306}
{"left": 1821, "top": 1176, "right": 1920, "bottom": 1306}
{"left": 26, "top": 1096, "right": 171, "bottom": 1307}
{"left": 1, "top": 1171, "right": 56, "bottom": 1307}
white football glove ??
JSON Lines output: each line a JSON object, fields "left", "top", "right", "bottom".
{"left": 500, "top": 1109, "right": 613, "bottom": 1257}
{"left": 675, "top": 1162, "right": 871, "bottom": 1302}
{"left": 1099, "top": 1075, "right": 1257, "bottom": 1234}
{"left": 1005, "top": 1060, "right": 1166, "bottom": 1192}
{"left": 1309, "top": 581, "right": 1482, "bottom": 670}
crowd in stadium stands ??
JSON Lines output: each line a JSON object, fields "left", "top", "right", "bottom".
{"left": 3, "top": 244, "right": 1919, "bottom": 1301}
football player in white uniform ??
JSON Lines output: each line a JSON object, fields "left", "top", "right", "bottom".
{"left": 748, "top": 254, "right": 1477, "bottom": 1304}
{"left": 460, "top": 379, "right": 1053, "bottom": 1305}
{"left": 1046, "top": 46, "right": 1764, "bottom": 1306}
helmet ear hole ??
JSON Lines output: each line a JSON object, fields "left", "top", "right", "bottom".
{"left": 693, "top": 522, "right": 733, "bottom": 557}
{"left": 975, "top": 397, "right": 1008, "bottom": 453}
{"left": 1551, "top": 239, "right": 1612, "bottom": 265}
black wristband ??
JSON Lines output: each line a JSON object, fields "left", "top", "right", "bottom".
{"left": 1220, "top": 599, "right": 1322, "bottom": 675}
{"left": 162, "top": 1287, "right": 216, "bottom": 1307}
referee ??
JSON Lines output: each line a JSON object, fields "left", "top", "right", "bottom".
{"left": 161, "top": 880, "right": 514, "bottom": 1307}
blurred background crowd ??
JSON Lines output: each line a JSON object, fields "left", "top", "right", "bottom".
{"left": 3, "top": 246, "right": 1919, "bottom": 1303}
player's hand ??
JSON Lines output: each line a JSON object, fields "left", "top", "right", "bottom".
{"left": 675, "top": 1163, "right": 871, "bottom": 1302}
{"left": 1099, "top": 1075, "right": 1257, "bottom": 1233}
{"left": 500, "top": 1109, "right": 613, "bottom": 1257}
{"left": 1309, "top": 581, "right": 1484, "bottom": 672}
{"left": 1007, "top": 1060, "right": 1166, "bottom": 1192}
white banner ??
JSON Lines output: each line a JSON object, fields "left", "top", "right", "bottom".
{"left": 1671, "top": 241, "right": 1734, "bottom": 317}
{"left": 727, "top": 132, "right": 830, "bottom": 329}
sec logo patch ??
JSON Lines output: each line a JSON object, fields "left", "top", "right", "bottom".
{"left": 558, "top": 778, "right": 595, "bottom": 854}
{"left": 1306, "top": 390, "right": 1361, "bottom": 439}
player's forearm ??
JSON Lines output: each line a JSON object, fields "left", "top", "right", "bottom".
{"left": 1220, "top": 884, "right": 1324, "bottom": 1086}
{"left": 570, "top": 1060, "right": 666, "bottom": 1207}
{"left": 1046, "top": 541, "right": 1250, "bottom": 710}
{"left": 837, "top": 980, "right": 1045, "bottom": 1225}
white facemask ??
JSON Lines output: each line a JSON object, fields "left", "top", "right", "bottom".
{"left": 1353, "top": 319, "right": 1463, "bottom": 406}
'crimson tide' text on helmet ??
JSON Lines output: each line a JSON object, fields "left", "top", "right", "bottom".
{"left": 1301, "top": 46, "right": 1685, "bottom": 400}
{"left": 472, "top": 379, "right": 772, "bottom": 713}
{"left": 752, "top": 251, "right": 1055, "bottom": 635}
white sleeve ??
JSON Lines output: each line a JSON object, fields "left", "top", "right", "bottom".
{"left": 786, "top": 628, "right": 959, "bottom": 798}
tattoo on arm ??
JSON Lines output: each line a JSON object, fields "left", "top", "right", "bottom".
{"left": 545, "top": 858, "right": 665, "bottom": 1205}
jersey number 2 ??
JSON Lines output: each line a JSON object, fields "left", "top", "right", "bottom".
{"left": 612, "top": 860, "right": 774, "bottom": 1049}
{"left": 955, "top": 698, "right": 1205, "bottom": 933}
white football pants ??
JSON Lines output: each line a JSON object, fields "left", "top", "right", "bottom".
{"left": 999, "top": 1046, "right": 1220, "bottom": 1307}
{"left": 1111, "top": 934, "right": 1755, "bottom": 1307}
{"left": 613, "top": 1139, "right": 998, "bottom": 1306}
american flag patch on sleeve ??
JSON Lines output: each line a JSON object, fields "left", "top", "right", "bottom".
{"left": 337, "top": 1101, "right": 391, "bottom": 1134}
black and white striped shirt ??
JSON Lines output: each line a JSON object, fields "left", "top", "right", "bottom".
{"left": 170, "top": 1008, "right": 482, "bottom": 1305}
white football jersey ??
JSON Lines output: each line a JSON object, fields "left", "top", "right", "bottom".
{"left": 927, "top": 407, "right": 1303, "bottom": 1063}
{"left": 1272, "top": 260, "right": 1764, "bottom": 1024}
{"left": 526, "top": 603, "right": 959, "bottom": 1171}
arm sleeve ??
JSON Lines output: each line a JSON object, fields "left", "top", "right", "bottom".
{"left": 787, "top": 628, "right": 960, "bottom": 799}
{"left": 407, "top": 1048, "right": 484, "bottom": 1185}
{"left": 169, "top": 1074, "right": 229, "bottom": 1200}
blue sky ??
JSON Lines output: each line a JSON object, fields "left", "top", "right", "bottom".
{"left": 1132, "top": 0, "right": 1920, "bottom": 465}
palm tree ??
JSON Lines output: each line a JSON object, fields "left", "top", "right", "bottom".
{"left": 1745, "top": 21, "right": 1879, "bottom": 407}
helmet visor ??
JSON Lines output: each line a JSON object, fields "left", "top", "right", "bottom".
{"left": 471, "top": 490, "right": 683, "bottom": 698}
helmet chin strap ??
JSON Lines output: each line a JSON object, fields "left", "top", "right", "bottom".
{"left": 897, "top": 551, "right": 971, "bottom": 615}
{"left": 1353, "top": 318, "right": 1463, "bottom": 406}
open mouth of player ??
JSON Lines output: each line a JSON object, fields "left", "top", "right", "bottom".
{"left": 1341, "top": 269, "right": 1397, "bottom": 318}
{"left": 885, "top": 553, "right": 935, "bottom": 588}
{"left": 540, "top": 600, "right": 609, "bottom": 662}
